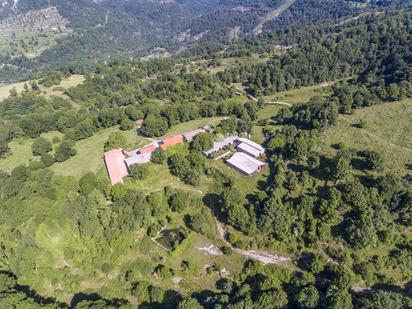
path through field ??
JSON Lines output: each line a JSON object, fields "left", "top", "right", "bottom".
{"left": 216, "top": 221, "right": 291, "bottom": 266}
{"left": 235, "top": 86, "right": 293, "bottom": 107}
{"left": 267, "top": 101, "right": 292, "bottom": 107}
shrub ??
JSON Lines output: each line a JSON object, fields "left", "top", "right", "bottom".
{"left": 41, "top": 153, "right": 56, "bottom": 167}
{"left": 151, "top": 148, "right": 166, "bottom": 164}
{"left": 0, "top": 140, "right": 9, "bottom": 158}
{"left": 129, "top": 164, "right": 149, "bottom": 180}
{"left": 168, "top": 191, "right": 191, "bottom": 213}
{"left": 54, "top": 141, "right": 77, "bottom": 162}
{"left": 120, "top": 119, "right": 134, "bottom": 131}
{"left": 32, "top": 137, "right": 52, "bottom": 156}
{"left": 104, "top": 132, "right": 127, "bottom": 151}
{"left": 155, "top": 264, "right": 174, "bottom": 279}
{"left": 363, "top": 150, "right": 384, "bottom": 171}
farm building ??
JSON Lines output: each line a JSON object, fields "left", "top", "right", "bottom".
{"left": 235, "top": 138, "right": 265, "bottom": 158}
{"left": 203, "top": 135, "right": 239, "bottom": 157}
{"left": 202, "top": 125, "right": 213, "bottom": 132}
{"left": 159, "top": 135, "right": 184, "bottom": 150}
{"left": 135, "top": 119, "right": 144, "bottom": 127}
{"left": 237, "top": 142, "right": 262, "bottom": 158}
{"left": 104, "top": 149, "right": 129, "bottom": 185}
{"left": 125, "top": 152, "right": 152, "bottom": 168}
{"left": 226, "top": 152, "right": 265, "bottom": 176}
{"left": 139, "top": 144, "right": 158, "bottom": 154}
{"left": 182, "top": 129, "right": 206, "bottom": 142}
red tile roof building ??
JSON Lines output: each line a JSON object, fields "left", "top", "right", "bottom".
{"left": 104, "top": 149, "right": 129, "bottom": 185}
{"left": 135, "top": 119, "right": 144, "bottom": 127}
{"left": 139, "top": 144, "right": 157, "bottom": 154}
{"left": 159, "top": 135, "right": 184, "bottom": 150}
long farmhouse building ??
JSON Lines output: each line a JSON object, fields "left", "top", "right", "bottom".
{"left": 104, "top": 130, "right": 203, "bottom": 185}
{"left": 104, "top": 128, "right": 267, "bottom": 185}
{"left": 104, "top": 149, "right": 129, "bottom": 185}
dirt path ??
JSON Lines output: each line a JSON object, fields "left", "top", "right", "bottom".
{"left": 216, "top": 221, "right": 291, "bottom": 266}
{"left": 236, "top": 86, "right": 259, "bottom": 102}
{"left": 198, "top": 244, "right": 223, "bottom": 256}
{"left": 201, "top": 221, "right": 408, "bottom": 296}
{"left": 235, "top": 87, "right": 292, "bottom": 107}
{"left": 267, "top": 101, "right": 292, "bottom": 107}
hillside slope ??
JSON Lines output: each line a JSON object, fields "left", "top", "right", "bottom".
{"left": 1, "top": 0, "right": 404, "bottom": 82}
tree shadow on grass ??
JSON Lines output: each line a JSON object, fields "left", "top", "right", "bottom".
{"left": 351, "top": 157, "right": 368, "bottom": 171}
{"left": 70, "top": 292, "right": 127, "bottom": 308}
{"left": 203, "top": 193, "right": 225, "bottom": 222}
{"left": 0, "top": 270, "right": 65, "bottom": 307}
{"left": 309, "top": 156, "right": 333, "bottom": 183}
{"left": 256, "top": 179, "right": 268, "bottom": 191}
{"left": 191, "top": 289, "right": 220, "bottom": 307}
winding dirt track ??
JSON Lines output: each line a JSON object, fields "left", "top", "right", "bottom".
{"left": 216, "top": 221, "right": 291, "bottom": 266}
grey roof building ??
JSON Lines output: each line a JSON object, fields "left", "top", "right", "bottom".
{"left": 203, "top": 135, "right": 239, "bottom": 157}
{"left": 237, "top": 142, "right": 262, "bottom": 158}
{"left": 226, "top": 152, "right": 265, "bottom": 176}
{"left": 238, "top": 138, "right": 265, "bottom": 154}
{"left": 125, "top": 152, "right": 152, "bottom": 168}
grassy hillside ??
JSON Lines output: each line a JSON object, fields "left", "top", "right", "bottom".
{"left": 321, "top": 99, "right": 412, "bottom": 176}
{"left": 0, "top": 74, "right": 84, "bottom": 101}
{"left": 0, "top": 6, "right": 71, "bottom": 58}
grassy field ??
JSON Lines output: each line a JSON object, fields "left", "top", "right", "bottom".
{"left": 52, "top": 128, "right": 149, "bottom": 177}
{"left": 205, "top": 54, "right": 269, "bottom": 73}
{"left": 263, "top": 83, "right": 332, "bottom": 104}
{"left": 0, "top": 74, "right": 85, "bottom": 101}
{"left": 166, "top": 117, "right": 224, "bottom": 135}
{"left": 0, "top": 131, "right": 62, "bottom": 172}
{"left": 321, "top": 99, "right": 412, "bottom": 175}
{"left": 0, "top": 116, "right": 225, "bottom": 177}
{"left": 0, "top": 80, "right": 29, "bottom": 100}
{"left": 251, "top": 104, "right": 280, "bottom": 142}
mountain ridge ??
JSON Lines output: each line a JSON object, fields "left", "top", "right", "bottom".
{"left": 0, "top": 0, "right": 409, "bottom": 82}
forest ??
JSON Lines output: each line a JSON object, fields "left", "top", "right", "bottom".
{"left": 0, "top": 3, "right": 411, "bottom": 309}
{"left": 1, "top": 0, "right": 408, "bottom": 82}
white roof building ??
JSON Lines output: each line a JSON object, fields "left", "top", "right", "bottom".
{"left": 237, "top": 142, "right": 262, "bottom": 158}
{"left": 238, "top": 138, "right": 265, "bottom": 153}
{"left": 125, "top": 152, "right": 152, "bottom": 168}
{"left": 226, "top": 152, "right": 265, "bottom": 176}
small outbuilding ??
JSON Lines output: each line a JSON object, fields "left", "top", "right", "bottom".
{"left": 226, "top": 152, "right": 265, "bottom": 176}
{"left": 139, "top": 144, "right": 157, "bottom": 154}
{"left": 159, "top": 135, "right": 184, "bottom": 150}
{"left": 182, "top": 129, "right": 206, "bottom": 142}
{"left": 135, "top": 119, "right": 144, "bottom": 128}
